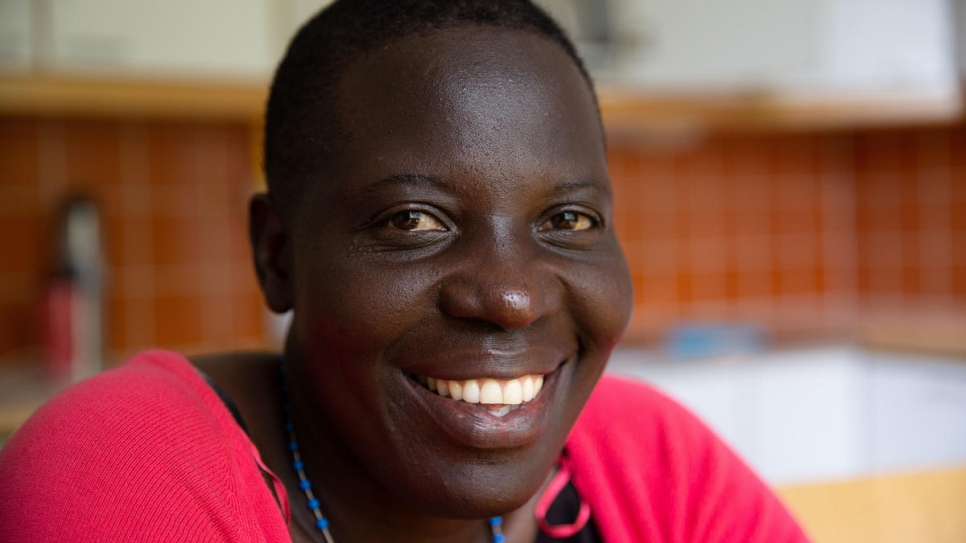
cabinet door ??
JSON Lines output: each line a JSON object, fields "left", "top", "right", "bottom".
{"left": 603, "top": 0, "right": 956, "bottom": 99}
{"left": 0, "top": 0, "right": 32, "bottom": 70}
{"left": 287, "top": 0, "right": 335, "bottom": 33}
{"left": 610, "top": 348, "right": 872, "bottom": 485}
{"left": 609, "top": 0, "right": 821, "bottom": 90}
{"left": 752, "top": 350, "right": 871, "bottom": 485}
{"left": 782, "top": 0, "right": 958, "bottom": 94}
{"left": 871, "top": 355, "right": 966, "bottom": 472}
{"left": 48, "top": 0, "right": 276, "bottom": 78}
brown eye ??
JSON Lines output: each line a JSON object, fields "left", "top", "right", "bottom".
{"left": 545, "top": 211, "right": 594, "bottom": 231}
{"left": 388, "top": 210, "right": 446, "bottom": 231}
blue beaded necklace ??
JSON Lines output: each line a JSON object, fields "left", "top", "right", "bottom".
{"left": 279, "top": 359, "right": 506, "bottom": 543}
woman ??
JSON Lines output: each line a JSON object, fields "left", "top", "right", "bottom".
{"left": 0, "top": 1, "right": 810, "bottom": 542}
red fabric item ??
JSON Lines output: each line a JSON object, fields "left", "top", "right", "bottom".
{"left": 567, "top": 375, "right": 811, "bottom": 543}
{"left": 41, "top": 280, "right": 76, "bottom": 380}
{"left": 534, "top": 461, "right": 590, "bottom": 537}
{"left": 0, "top": 351, "right": 810, "bottom": 542}
{"left": 0, "top": 350, "right": 290, "bottom": 543}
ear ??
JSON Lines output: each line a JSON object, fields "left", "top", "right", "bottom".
{"left": 249, "top": 193, "right": 294, "bottom": 313}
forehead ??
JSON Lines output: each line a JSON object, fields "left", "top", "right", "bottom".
{"left": 328, "top": 26, "right": 606, "bottom": 190}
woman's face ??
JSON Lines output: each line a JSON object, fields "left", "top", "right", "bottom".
{"left": 283, "top": 26, "right": 633, "bottom": 517}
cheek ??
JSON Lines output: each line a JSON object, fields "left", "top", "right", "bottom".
{"left": 566, "top": 250, "right": 634, "bottom": 352}
{"left": 290, "top": 255, "right": 445, "bottom": 440}
{"left": 294, "top": 250, "right": 442, "bottom": 359}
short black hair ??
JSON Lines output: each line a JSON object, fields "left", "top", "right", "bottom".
{"left": 263, "top": 0, "right": 598, "bottom": 216}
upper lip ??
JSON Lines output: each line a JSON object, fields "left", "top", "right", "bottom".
{"left": 401, "top": 347, "right": 569, "bottom": 381}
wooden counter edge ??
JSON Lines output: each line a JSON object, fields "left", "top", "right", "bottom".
{"left": 1, "top": 73, "right": 961, "bottom": 130}
{"left": 777, "top": 466, "right": 966, "bottom": 543}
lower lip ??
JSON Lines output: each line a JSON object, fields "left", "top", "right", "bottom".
{"left": 406, "top": 367, "right": 562, "bottom": 450}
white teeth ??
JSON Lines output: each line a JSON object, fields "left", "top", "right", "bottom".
{"left": 462, "top": 380, "right": 481, "bottom": 404}
{"left": 522, "top": 376, "right": 534, "bottom": 402}
{"left": 449, "top": 381, "right": 463, "bottom": 401}
{"left": 419, "top": 374, "right": 546, "bottom": 406}
{"left": 488, "top": 405, "right": 513, "bottom": 417}
{"left": 480, "top": 380, "right": 503, "bottom": 404}
{"left": 503, "top": 379, "right": 523, "bottom": 404}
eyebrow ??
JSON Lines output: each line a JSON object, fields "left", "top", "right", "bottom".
{"left": 550, "top": 180, "right": 602, "bottom": 194}
{"left": 353, "top": 174, "right": 608, "bottom": 198}
{"left": 354, "top": 174, "right": 447, "bottom": 197}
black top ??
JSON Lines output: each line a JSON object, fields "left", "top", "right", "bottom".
{"left": 534, "top": 480, "right": 602, "bottom": 543}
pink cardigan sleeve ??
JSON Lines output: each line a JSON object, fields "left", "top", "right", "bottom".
{"left": 0, "top": 350, "right": 289, "bottom": 543}
{"left": 566, "top": 375, "right": 812, "bottom": 543}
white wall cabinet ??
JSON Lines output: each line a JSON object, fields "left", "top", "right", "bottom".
{"left": 9, "top": 0, "right": 339, "bottom": 80}
{"left": 44, "top": 0, "right": 281, "bottom": 79}
{"left": 0, "top": 0, "right": 32, "bottom": 70}
{"left": 608, "top": 0, "right": 821, "bottom": 92}
{"left": 286, "top": 0, "right": 334, "bottom": 35}
{"left": 546, "top": 0, "right": 959, "bottom": 107}
{"left": 3, "top": 0, "right": 961, "bottom": 127}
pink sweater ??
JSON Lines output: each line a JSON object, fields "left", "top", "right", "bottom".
{"left": 0, "top": 351, "right": 809, "bottom": 542}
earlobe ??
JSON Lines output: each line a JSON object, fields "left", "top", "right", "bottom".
{"left": 249, "top": 193, "right": 294, "bottom": 313}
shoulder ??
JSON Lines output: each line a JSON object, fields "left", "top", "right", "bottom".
{"left": 0, "top": 350, "right": 281, "bottom": 542}
{"left": 7, "top": 350, "right": 234, "bottom": 454}
{"left": 567, "top": 373, "right": 715, "bottom": 496}
{"left": 570, "top": 373, "right": 742, "bottom": 487}
{"left": 567, "top": 374, "right": 811, "bottom": 543}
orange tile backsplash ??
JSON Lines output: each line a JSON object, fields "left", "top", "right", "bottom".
{"left": 0, "top": 115, "right": 964, "bottom": 362}
{"left": 609, "top": 125, "right": 964, "bottom": 340}
{"left": 0, "top": 117, "right": 266, "bottom": 363}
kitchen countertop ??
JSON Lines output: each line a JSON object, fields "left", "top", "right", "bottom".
{"left": 778, "top": 465, "right": 966, "bottom": 543}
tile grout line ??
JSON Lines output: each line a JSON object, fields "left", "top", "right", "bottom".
{"left": 119, "top": 122, "right": 156, "bottom": 350}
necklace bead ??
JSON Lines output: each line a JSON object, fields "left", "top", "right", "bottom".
{"left": 279, "top": 358, "right": 504, "bottom": 543}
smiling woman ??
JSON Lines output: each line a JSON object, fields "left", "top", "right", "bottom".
{"left": 0, "top": 1, "right": 809, "bottom": 543}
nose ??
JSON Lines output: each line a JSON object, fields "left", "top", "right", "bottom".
{"left": 438, "top": 232, "right": 559, "bottom": 331}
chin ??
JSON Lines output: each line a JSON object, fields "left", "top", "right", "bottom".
{"left": 388, "top": 399, "right": 582, "bottom": 520}
{"left": 407, "top": 449, "right": 559, "bottom": 519}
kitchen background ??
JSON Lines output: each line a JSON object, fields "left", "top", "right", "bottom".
{"left": 1, "top": 0, "right": 965, "bottom": 542}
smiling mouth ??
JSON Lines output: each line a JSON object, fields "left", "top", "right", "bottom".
{"left": 414, "top": 374, "right": 545, "bottom": 417}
